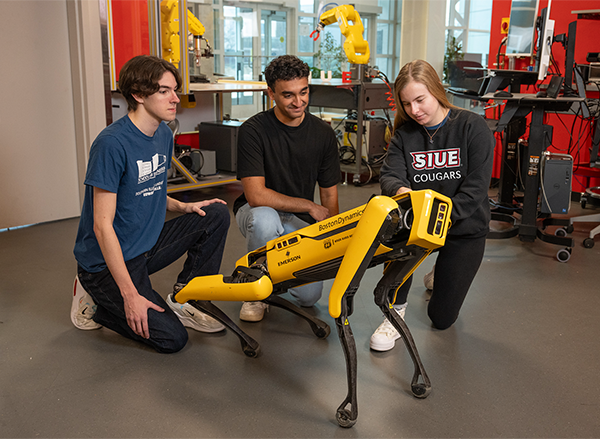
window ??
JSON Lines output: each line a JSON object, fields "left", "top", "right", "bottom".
{"left": 298, "top": 16, "right": 315, "bottom": 54}
{"left": 445, "top": 0, "right": 493, "bottom": 67}
{"left": 375, "top": 0, "right": 401, "bottom": 79}
{"left": 201, "top": 0, "right": 402, "bottom": 111}
{"left": 378, "top": 0, "right": 394, "bottom": 20}
{"left": 376, "top": 22, "right": 391, "bottom": 55}
{"left": 375, "top": 58, "right": 391, "bottom": 78}
{"left": 212, "top": 8, "right": 220, "bottom": 51}
{"left": 261, "top": 9, "right": 287, "bottom": 72}
{"left": 299, "top": 0, "right": 314, "bottom": 14}
{"left": 223, "top": 6, "right": 255, "bottom": 105}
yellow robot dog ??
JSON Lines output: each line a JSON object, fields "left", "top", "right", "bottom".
{"left": 174, "top": 189, "right": 452, "bottom": 427}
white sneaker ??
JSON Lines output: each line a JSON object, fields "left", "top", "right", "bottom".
{"left": 369, "top": 305, "right": 407, "bottom": 352}
{"left": 70, "top": 276, "right": 102, "bottom": 330}
{"left": 423, "top": 265, "right": 435, "bottom": 291}
{"left": 167, "top": 294, "right": 225, "bottom": 333}
{"left": 239, "top": 302, "right": 269, "bottom": 322}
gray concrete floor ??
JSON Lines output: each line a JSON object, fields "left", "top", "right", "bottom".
{"left": 1, "top": 181, "right": 600, "bottom": 438}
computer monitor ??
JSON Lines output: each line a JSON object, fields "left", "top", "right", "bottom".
{"left": 536, "top": 1, "right": 554, "bottom": 81}
{"left": 505, "top": 0, "right": 540, "bottom": 58}
{"left": 563, "top": 21, "right": 577, "bottom": 96}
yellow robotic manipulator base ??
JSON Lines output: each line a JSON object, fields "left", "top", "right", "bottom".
{"left": 173, "top": 189, "right": 452, "bottom": 428}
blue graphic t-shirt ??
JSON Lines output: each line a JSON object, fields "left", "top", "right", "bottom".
{"left": 74, "top": 115, "right": 172, "bottom": 273}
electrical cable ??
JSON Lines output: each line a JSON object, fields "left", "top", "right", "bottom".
{"left": 317, "top": 2, "right": 338, "bottom": 16}
{"left": 540, "top": 90, "right": 600, "bottom": 196}
{"left": 496, "top": 36, "right": 507, "bottom": 69}
{"left": 376, "top": 71, "right": 396, "bottom": 113}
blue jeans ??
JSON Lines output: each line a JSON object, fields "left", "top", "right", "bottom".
{"left": 78, "top": 203, "right": 230, "bottom": 353}
{"left": 235, "top": 203, "right": 322, "bottom": 307}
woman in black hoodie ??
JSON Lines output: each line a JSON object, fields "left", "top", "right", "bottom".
{"left": 370, "top": 59, "right": 495, "bottom": 352}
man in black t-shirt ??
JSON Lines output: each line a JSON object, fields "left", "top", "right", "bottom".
{"left": 233, "top": 55, "right": 341, "bottom": 322}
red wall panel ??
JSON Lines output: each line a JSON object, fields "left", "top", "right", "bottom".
{"left": 111, "top": 0, "right": 151, "bottom": 82}
{"left": 488, "top": 0, "right": 600, "bottom": 191}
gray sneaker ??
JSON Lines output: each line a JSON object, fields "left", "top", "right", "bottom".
{"left": 167, "top": 294, "right": 225, "bottom": 333}
{"left": 70, "top": 276, "right": 102, "bottom": 330}
{"left": 239, "top": 302, "right": 269, "bottom": 322}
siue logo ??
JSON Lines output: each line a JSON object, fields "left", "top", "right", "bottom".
{"left": 410, "top": 148, "right": 460, "bottom": 171}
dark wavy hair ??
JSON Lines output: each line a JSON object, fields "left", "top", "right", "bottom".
{"left": 393, "top": 59, "right": 457, "bottom": 130}
{"left": 264, "top": 55, "right": 310, "bottom": 90}
{"left": 118, "top": 55, "right": 182, "bottom": 112}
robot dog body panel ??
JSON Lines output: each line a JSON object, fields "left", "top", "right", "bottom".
{"left": 177, "top": 190, "right": 451, "bottom": 318}
{"left": 175, "top": 273, "right": 273, "bottom": 303}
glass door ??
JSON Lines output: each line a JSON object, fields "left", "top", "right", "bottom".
{"left": 218, "top": 2, "right": 289, "bottom": 119}
{"left": 223, "top": 5, "right": 255, "bottom": 105}
{"left": 260, "top": 9, "right": 287, "bottom": 75}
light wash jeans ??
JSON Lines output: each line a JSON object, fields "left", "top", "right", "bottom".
{"left": 235, "top": 203, "right": 323, "bottom": 307}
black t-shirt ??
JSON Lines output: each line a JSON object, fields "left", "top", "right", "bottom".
{"left": 234, "top": 108, "right": 340, "bottom": 224}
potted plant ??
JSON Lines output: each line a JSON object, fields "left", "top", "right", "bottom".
{"left": 312, "top": 32, "right": 346, "bottom": 78}
{"left": 443, "top": 34, "right": 464, "bottom": 83}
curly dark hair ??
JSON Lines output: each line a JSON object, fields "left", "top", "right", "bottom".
{"left": 118, "top": 55, "right": 182, "bottom": 112}
{"left": 264, "top": 55, "right": 310, "bottom": 90}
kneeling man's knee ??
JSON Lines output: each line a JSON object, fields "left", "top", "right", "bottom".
{"left": 245, "top": 207, "right": 282, "bottom": 237}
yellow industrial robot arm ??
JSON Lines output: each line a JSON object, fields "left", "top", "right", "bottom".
{"left": 186, "top": 8, "right": 205, "bottom": 36}
{"left": 160, "top": 0, "right": 213, "bottom": 68}
{"left": 310, "top": 4, "right": 370, "bottom": 65}
{"left": 186, "top": 8, "right": 213, "bottom": 64}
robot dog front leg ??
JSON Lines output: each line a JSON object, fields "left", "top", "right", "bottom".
{"left": 328, "top": 196, "right": 405, "bottom": 428}
{"left": 185, "top": 300, "right": 262, "bottom": 357}
{"left": 334, "top": 289, "right": 359, "bottom": 428}
{"left": 174, "top": 266, "right": 273, "bottom": 357}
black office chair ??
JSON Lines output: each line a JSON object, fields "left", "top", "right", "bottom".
{"left": 568, "top": 114, "right": 600, "bottom": 248}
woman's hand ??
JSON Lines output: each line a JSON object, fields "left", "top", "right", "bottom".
{"left": 396, "top": 187, "right": 412, "bottom": 195}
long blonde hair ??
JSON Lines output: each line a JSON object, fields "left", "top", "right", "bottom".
{"left": 393, "top": 60, "right": 457, "bottom": 131}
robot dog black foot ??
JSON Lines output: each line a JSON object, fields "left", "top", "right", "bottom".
{"left": 188, "top": 300, "right": 261, "bottom": 358}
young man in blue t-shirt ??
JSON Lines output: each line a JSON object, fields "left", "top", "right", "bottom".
{"left": 72, "top": 55, "right": 230, "bottom": 353}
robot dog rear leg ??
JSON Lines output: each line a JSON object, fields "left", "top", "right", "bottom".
{"left": 373, "top": 260, "right": 432, "bottom": 398}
